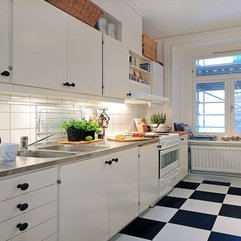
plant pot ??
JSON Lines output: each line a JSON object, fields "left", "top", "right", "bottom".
{"left": 66, "top": 127, "right": 85, "bottom": 141}
{"left": 150, "top": 124, "right": 172, "bottom": 133}
{"left": 84, "top": 131, "right": 95, "bottom": 140}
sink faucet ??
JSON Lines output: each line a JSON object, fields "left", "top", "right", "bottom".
{"left": 20, "top": 132, "right": 64, "bottom": 150}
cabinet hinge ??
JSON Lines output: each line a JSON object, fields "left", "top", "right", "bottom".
{"left": 57, "top": 179, "right": 62, "bottom": 184}
{"left": 138, "top": 154, "right": 140, "bottom": 158}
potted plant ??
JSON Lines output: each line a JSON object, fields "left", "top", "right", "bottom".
{"left": 150, "top": 113, "right": 171, "bottom": 133}
{"left": 61, "top": 119, "right": 87, "bottom": 141}
{"left": 84, "top": 120, "right": 101, "bottom": 140}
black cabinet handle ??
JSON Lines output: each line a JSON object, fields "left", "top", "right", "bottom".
{"left": 17, "top": 183, "right": 29, "bottom": 191}
{"left": 105, "top": 160, "right": 112, "bottom": 165}
{"left": 63, "top": 82, "right": 75, "bottom": 87}
{"left": 1, "top": 71, "right": 10, "bottom": 77}
{"left": 112, "top": 158, "right": 119, "bottom": 163}
{"left": 126, "top": 92, "right": 132, "bottom": 97}
{"left": 16, "top": 223, "right": 28, "bottom": 231}
{"left": 17, "top": 203, "right": 29, "bottom": 211}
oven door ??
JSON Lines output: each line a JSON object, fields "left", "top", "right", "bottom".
{"left": 159, "top": 144, "right": 179, "bottom": 179}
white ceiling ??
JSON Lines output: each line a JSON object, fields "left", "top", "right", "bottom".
{"left": 127, "top": 0, "right": 241, "bottom": 39}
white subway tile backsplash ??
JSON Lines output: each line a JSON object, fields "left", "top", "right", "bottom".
{"left": 11, "top": 104, "right": 31, "bottom": 113}
{"left": 11, "top": 113, "right": 31, "bottom": 129}
{"left": 10, "top": 129, "right": 31, "bottom": 144}
{"left": 0, "top": 104, "right": 10, "bottom": 112}
{"left": 0, "top": 130, "right": 10, "bottom": 143}
{"left": 0, "top": 113, "right": 10, "bottom": 129}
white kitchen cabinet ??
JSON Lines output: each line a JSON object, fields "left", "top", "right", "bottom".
{"left": 0, "top": 168, "right": 58, "bottom": 241}
{"left": 67, "top": 16, "right": 102, "bottom": 95}
{"left": 0, "top": 0, "right": 11, "bottom": 82}
{"left": 103, "top": 34, "right": 129, "bottom": 99}
{"left": 59, "top": 155, "right": 109, "bottom": 241}
{"left": 152, "top": 62, "right": 164, "bottom": 97}
{"left": 59, "top": 147, "right": 139, "bottom": 241}
{"left": 179, "top": 135, "right": 189, "bottom": 180}
{"left": 109, "top": 147, "right": 139, "bottom": 237}
{"left": 139, "top": 143, "right": 159, "bottom": 213}
{"left": 12, "top": 0, "right": 67, "bottom": 89}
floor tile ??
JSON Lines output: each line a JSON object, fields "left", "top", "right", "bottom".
{"left": 175, "top": 181, "right": 200, "bottom": 190}
{"left": 230, "top": 179, "right": 241, "bottom": 188}
{"left": 219, "top": 204, "right": 241, "bottom": 219}
{"left": 208, "top": 231, "right": 241, "bottom": 241}
{"left": 223, "top": 194, "right": 241, "bottom": 206}
{"left": 153, "top": 223, "right": 211, "bottom": 241}
{"left": 212, "top": 216, "right": 241, "bottom": 237}
{"left": 156, "top": 196, "right": 186, "bottom": 209}
{"left": 183, "top": 175, "right": 204, "bottom": 183}
{"left": 190, "top": 190, "right": 226, "bottom": 203}
{"left": 141, "top": 206, "right": 178, "bottom": 222}
{"left": 180, "top": 199, "right": 222, "bottom": 215}
{"left": 197, "top": 183, "right": 229, "bottom": 194}
{"left": 120, "top": 217, "right": 166, "bottom": 240}
{"left": 167, "top": 187, "right": 195, "bottom": 199}
{"left": 228, "top": 187, "right": 241, "bottom": 196}
{"left": 203, "top": 180, "right": 231, "bottom": 186}
{"left": 169, "top": 210, "right": 216, "bottom": 230}
{"left": 111, "top": 234, "right": 149, "bottom": 241}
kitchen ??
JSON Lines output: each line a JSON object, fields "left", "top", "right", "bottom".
{"left": 1, "top": 0, "right": 241, "bottom": 241}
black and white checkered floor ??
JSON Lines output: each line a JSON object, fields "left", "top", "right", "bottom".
{"left": 111, "top": 174, "right": 241, "bottom": 241}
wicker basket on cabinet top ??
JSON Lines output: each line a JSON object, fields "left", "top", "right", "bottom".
{"left": 142, "top": 34, "right": 157, "bottom": 61}
{"left": 45, "top": 0, "right": 103, "bottom": 27}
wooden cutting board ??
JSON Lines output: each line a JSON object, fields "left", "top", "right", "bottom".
{"left": 107, "top": 137, "right": 153, "bottom": 142}
{"left": 58, "top": 139, "right": 103, "bottom": 145}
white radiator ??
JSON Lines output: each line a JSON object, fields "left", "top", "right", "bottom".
{"left": 191, "top": 145, "right": 241, "bottom": 174}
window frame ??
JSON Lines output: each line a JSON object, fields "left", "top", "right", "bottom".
{"left": 192, "top": 55, "right": 241, "bottom": 136}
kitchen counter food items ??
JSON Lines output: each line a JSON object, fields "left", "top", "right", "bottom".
{"left": 0, "top": 138, "right": 158, "bottom": 178}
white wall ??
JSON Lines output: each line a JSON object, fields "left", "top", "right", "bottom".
{"left": 158, "top": 26, "right": 241, "bottom": 134}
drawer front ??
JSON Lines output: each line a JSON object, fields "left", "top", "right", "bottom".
{"left": 0, "top": 167, "right": 57, "bottom": 202}
{"left": 8, "top": 217, "right": 57, "bottom": 241}
{"left": 0, "top": 184, "right": 56, "bottom": 223}
{"left": 0, "top": 201, "right": 56, "bottom": 240}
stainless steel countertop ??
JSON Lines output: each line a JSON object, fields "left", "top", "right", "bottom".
{"left": 0, "top": 138, "right": 158, "bottom": 178}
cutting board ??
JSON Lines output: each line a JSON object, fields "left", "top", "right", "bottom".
{"left": 58, "top": 139, "right": 103, "bottom": 145}
{"left": 107, "top": 137, "right": 153, "bottom": 142}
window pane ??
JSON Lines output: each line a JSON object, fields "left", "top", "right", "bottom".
{"left": 234, "top": 80, "right": 241, "bottom": 133}
{"left": 196, "top": 55, "right": 241, "bottom": 76}
{"left": 196, "top": 82, "right": 225, "bottom": 133}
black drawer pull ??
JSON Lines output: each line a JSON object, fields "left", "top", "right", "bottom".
{"left": 17, "top": 183, "right": 29, "bottom": 191}
{"left": 112, "top": 158, "right": 119, "bottom": 163}
{"left": 17, "top": 203, "right": 29, "bottom": 211}
{"left": 105, "top": 160, "right": 112, "bottom": 165}
{"left": 16, "top": 223, "right": 28, "bottom": 231}
{"left": 1, "top": 71, "right": 10, "bottom": 77}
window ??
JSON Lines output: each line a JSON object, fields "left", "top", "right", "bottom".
{"left": 196, "top": 82, "right": 225, "bottom": 133}
{"left": 194, "top": 55, "right": 241, "bottom": 135}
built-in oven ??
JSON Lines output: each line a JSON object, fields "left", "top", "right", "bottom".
{"left": 158, "top": 135, "right": 180, "bottom": 198}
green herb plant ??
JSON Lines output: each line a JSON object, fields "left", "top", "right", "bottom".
{"left": 150, "top": 113, "right": 166, "bottom": 126}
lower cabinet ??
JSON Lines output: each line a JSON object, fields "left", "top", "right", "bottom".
{"left": 59, "top": 147, "right": 139, "bottom": 241}
{"left": 179, "top": 135, "right": 189, "bottom": 180}
{"left": 139, "top": 143, "right": 159, "bottom": 213}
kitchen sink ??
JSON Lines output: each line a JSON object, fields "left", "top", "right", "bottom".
{"left": 39, "top": 144, "right": 109, "bottom": 153}
{"left": 17, "top": 150, "right": 76, "bottom": 158}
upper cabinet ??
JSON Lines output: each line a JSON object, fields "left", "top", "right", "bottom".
{"left": 12, "top": 0, "right": 67, "bottom": 89}
{"left": 102, "top": 34, "right": 129, "bottom": 99}
{"left": 0, "top": 0, "right": 11, "bottom": 82}
{"left": 67, "top": 15, "right": 102, "bottom": 96}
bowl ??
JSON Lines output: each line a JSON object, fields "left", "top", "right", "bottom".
{"left": 221, "top": 136, "right": 231, "bottom": 141}
{"left": 150, "top": 124, "right": 172, "bottom": 133}
{"left": 231, "top": 136, "right": 241, "bottom": 141}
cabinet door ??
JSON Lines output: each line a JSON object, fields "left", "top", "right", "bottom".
{"left": 0, "top": 0, "right": 11, "bottom": 82}
{"left": 59, "top": 157, "right": 109, "bottom": 241}
{"left": 103, "top": 35, "right": 129, "bottom": 99}
{"left": 139, "top": 143, "right": 159, "bottom": 213}
{"left": 12, "top": 0, "right": 66, "bottom": 89}
{"left": 67, "top": 16, "right": 102, "bottom": 95}
{"left": 110, "top": 148, "right": 139, "bottom": 237}
{"left": 179, "top": 135, "right": 188, "bottom": 180}
{"left": 152, "top": 62, "right": 163, "bottom": 97}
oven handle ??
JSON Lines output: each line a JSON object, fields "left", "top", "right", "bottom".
{"left": 161, "top": 167, "right": 180, "bottom": 180}
{"left": 158, "top": 144, "right": 179, "bottom": 153}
